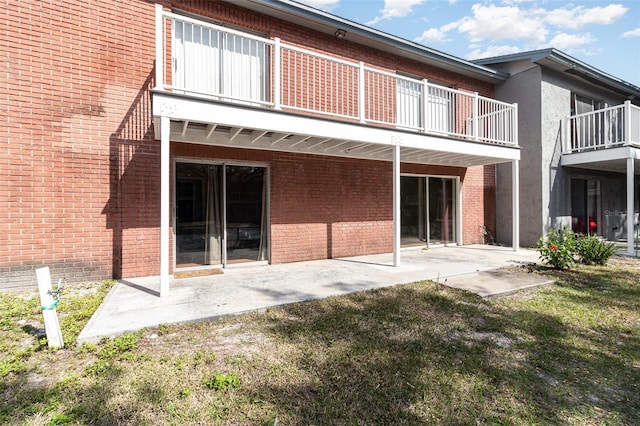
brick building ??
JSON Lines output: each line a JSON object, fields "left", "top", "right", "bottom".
{"left": 0, "top": 0, "right": 520, "bottom": 292}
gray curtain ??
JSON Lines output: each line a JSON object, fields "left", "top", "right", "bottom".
{"left": 258, "top": 171, "right": 268, "bottom": 261}
{"left": 205, "top": 166, "right": 222, "bottom": 265}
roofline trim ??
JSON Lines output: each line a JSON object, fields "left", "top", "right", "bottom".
{"left": 475, "top": 48, "right": 640, "bottom": 97}
{"left": 244, "top": 0, "right": 509, "bottom": 81}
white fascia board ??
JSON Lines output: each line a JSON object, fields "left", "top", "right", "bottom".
{"left": 153, "top": 91, "right": 520, "bottom": 162}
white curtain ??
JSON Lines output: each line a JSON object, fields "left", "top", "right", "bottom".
{"left": 426, "top": 86, "right": 452, "bottom": 134}
{"left": 173, "top": 19, "right": 266, "bottom": 104}
{"left": 396, "top": 79, "right": 422, "bottom": 129}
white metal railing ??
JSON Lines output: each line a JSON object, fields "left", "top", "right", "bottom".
{"left": 155, "top": 6, "right": 518, "bottom": 146}
{"left": 564, "top": 101, "right": 640, "bottom": 153}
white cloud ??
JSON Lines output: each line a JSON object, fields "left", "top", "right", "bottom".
{"left": 367, "top": 0, "right": 425, "bottom": 25}
{"left": 455, "top": 4, "right": 548, "bottom": 44}
{"left": 543, "top": 33, "right": 595, "bottom": 50}
{"left": 414, "top": 28, "right": 449, "bottom": 44}
{"left": 466, "top": 45, "right": 522, "bottom": 60}
{"left": 546, "top": 4, "right": 628, "bottom": 30}
{"left": 418, "top": 2, "right": 629, "bottom": 59}
{"left": 295, "top": 0, "right": 341, "bottom": 12}
{"left": 622, "top": 28, "right": 640, "bottom": 38}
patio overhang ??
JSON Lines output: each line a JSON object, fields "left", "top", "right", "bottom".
{"left": 152, "top": 90, "right": 521, "bottom": 297}
{"left": 561, "top": 145, "right": 640, "bottom": 174}
{"left": 152, "top": 91, "right": 520, "bottom": 167}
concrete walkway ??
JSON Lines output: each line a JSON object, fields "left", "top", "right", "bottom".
{"left": 77, "top": 245, "right": 549, "bottom": 344}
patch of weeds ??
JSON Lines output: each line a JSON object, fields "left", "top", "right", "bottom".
{"left": 174, "top": 354, "right": 189, "bottom": 371}
{"left": 193, "top": 349, "right": 205, "bottom": 365}
{"left": 228, "top": 353, "right": 248, "bottom": 367}
{"left": 83, "top": 359, "right": 111, "bottom": 378}
{"left": 178, "top": 387, "right": 192, "bottom": 398}
{"left": 75, "top": 342, "right": 97, "bottom": 356}
{"left": 54, "top": 375, "right": 81, "bottom": 392}
{"left": 157, "top": 323, "right": 172, "bottom": 335}
{"left": 98, "top": 332, "right": 141, "bottom": 360}
{"left": 203, "top": 372, "right": 240, "bottom": 391}
{"left": 49, "top": 412, "right": 78, "bottom": 425}
{"left": 0, "top": 350, "right": 32, "bottom": 379}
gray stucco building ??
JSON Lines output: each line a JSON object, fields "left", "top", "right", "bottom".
{"left": 476, "top": 49, "right": 640, "bottom": 253}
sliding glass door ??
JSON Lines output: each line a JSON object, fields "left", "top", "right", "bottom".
{"left": 175, "top": 162, "right": 268, "bottom": 269}
{"left": 428, "top": 177, "right": 454, "bottom": 244}
{"left": 225, "top": 165, "right": 267, "bottom": 264}
{"left": 571, "top": 178, "right": 600, "bottom": 236}
{"left": 401, "top": 176, "right": 456, "bottom": 246}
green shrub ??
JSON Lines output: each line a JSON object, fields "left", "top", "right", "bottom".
{"left": 576, "top": 235, "right": 617, "bottom": 265}
{"left": 537, "top": 227, "right": 577, "bottom": 270}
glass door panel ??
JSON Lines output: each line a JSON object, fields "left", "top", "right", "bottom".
{"left": 225, "top": 166, "right": 267, "bottom": 264}
{"left": 400, "top": 176, "right": 426, "bottom": 246}
{"left": 175, "top": 163, "right": 223, "bottom": 268}
{"left": 571, "top": 178, "right": 600, "bottom": 235}
{"left": 428, "top": 177, "right": 454, "bottom": 244}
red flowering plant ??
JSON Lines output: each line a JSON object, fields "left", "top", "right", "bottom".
{"left": 536, "top": 227, "right": 577, "bottom": 270}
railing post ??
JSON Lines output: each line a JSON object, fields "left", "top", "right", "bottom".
{"left": 473, "top": 92, "right": 479, "bottom": 141}
{"left": 562, "top": 116, "right": 569, "bottom": 153}
{"left": 358, "top": 61, "right": 366, "bottom": 123}
{"left": 273, "top": 37, "right": 282, "bottom": 110}
{"left": 155, "top": 4, "right": 164, "bottom": 90}
{"left": 624, "top": 100, "right": 632, "bottom": 145}
{"left": 513, "top": 103, "right": 518, "bottom": 146}
{"left": 422, "top": 79, "right": 429, "bottom": 132}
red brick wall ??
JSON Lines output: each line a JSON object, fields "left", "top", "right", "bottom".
{"left": 1, "top": 0, "right": 497, "bottom": 290}
{"left": 0, "top": 0, "right": 159, "bottom": 290}
{"left": 461, "top": 165, "right": 497, "bottom": 245}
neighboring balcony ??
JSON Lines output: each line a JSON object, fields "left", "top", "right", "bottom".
{"left": 563, "top": 101, "right": 640, "bottom": 154}
{"left": 154, "top": 7, "right": 518, "bottom": 149}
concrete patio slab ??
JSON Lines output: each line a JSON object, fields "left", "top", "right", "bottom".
{"left": 77, "top": 245, "right": 547, "bottom": 344}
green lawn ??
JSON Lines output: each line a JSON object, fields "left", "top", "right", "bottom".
{"left": 1, "top": 257, "right": 639, "bottom": 425}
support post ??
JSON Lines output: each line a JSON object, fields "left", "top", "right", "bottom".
{"left": 627, "top": 156, "right": 635, "bottom": 255}
{"left": 160, "top": 116, "right": 171, "bottom": 297}
{"left": 273, "top": 37, "right": 282, "bottom": 110}
{"left": 456, "top": 177, "right": 463, "bottom": 245}
{"left": 512, "top": 159, "right": 520, "bottom": 252}
{"left": 393, "top": 143, "right": 401, "bottom": 266}
{"left": 155, "top": 4, "right": 164, "bottom": 90}
{"left": 36, "top": 267, "right": 64, "bottom": 348}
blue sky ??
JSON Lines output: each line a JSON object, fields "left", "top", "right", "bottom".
{"left": 296, "top": 0, "right": 640, "bottom": 86}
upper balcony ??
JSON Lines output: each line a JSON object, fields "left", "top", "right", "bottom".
{"left": 561, "top": 101, "right": 640, "bottom": 173}
{"left": 153, "top": 7, "right": 519, "bottom": 166}
{"left": 563, "top": 101, "right": 640, "bottom": 153}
